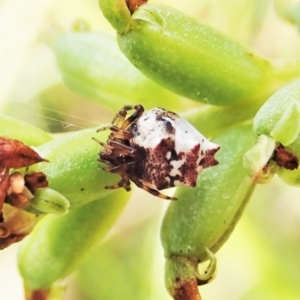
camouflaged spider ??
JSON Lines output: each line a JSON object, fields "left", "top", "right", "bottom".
{"left": 94, "top": 105, "right": 220, "bottom": 200}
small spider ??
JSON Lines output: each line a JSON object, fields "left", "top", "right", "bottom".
{"left": 94, "top": 105, "right": 220, "bottom": 200}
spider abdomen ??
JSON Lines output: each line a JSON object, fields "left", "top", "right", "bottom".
{"left": 96, "top": 105, "right": 220, "bottom": 200}
{"left": 128, "top": 108, "right": 220, "bottom": 190}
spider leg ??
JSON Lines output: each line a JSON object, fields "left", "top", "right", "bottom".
{"left": 123, "top": 178, "right": 131, "bottom": 190}
{"left": 111, "top": 108, "right": 128, "bottom": 127}
{"left": 93, "top": 138, "right": 112, "bottom": 150}
{"left": 107, "top": 140, "right": 137, "bottom": 155}
{"left": 132, "top": 178, "right": 177, "bottom": 200}
{"left": 111, "top": 105, "right": 139, "bottom": 127}
{"left": 120, "top": 105, "right": 144, "bottom": 130}
{"left": 109, "top": 130, "right": 133, "bottom": 140}
{"left": 111, "top": 104, "right": 143, "bottom": 126}
{"left": 120, "top": 177, "right": 131, "bottom": 191}
{"left": 100, "top": 164, "right": 122, "bottom": 172}
{"left": 96, "top": 125, "right": 133, "bottom": 140}
{"left": 94, "top": 135, "right": 134, "bottom": 155}
{"left": 96, "top": 125, "right": 113, "bottom": 133}
{"left": 97, "top": 105, "right": 144, "bottom": 135}
{"left": 105, "top": 177, "right": 132, "bottom": 191}
{"left": 92, "top": 137, "right": 102, "bottom": 144}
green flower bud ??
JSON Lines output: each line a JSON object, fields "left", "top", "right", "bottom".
{"left": 29, "top": 188, "right": 70, "bottom": 216}
{"left": 18, "top": 189, "right": 130, "bottom": 289}
{"left": 161, "top": 123, "right": 255, "bottom": 297}
{"left": 253, "top": 78, "right": 300, "bottom": 146}
{"left": 270, "top": 100, "right": 300, "bottom": 146}
{"left": 117, "top": 4, "right": 274, "bottom": 105}
{"left": 250, "top": 78, "right": 300, "bottom": 185}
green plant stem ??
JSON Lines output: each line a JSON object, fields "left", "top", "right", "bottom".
{"left": 165, "top": 257, "right": 202, "bottom": 300}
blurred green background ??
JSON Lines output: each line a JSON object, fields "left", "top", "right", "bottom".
{"left": 1, "top": 0, "right": 300, "bottom": 299}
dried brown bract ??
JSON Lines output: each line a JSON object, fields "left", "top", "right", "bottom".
{"left": 126, "top": 0, "right": 147, "bottom": 13}
{"left": 25, "top": 289, "right": 50, "bottom": 300}
{"left": 0, "top": 204, "right": 40, "bottom": 249}
{"left": 0, "top": 137, "right": 47, "bottom": 169}
{"left": 5, "top": 172, "right": 30, "bottom": 208}
{"left": 0, "top": 137, "right": 48, "bottom": 249}
{"left": 0, "top": 167, "right": 9, "bottom": 212}
{"left": 24, "top": 172, "right": 49, "bottom": 194}
{"left": 0, "top": 137, "right": 48, "bottom": 210}
{"left": 272, "top": 144, "right": 299, "bottom": 170}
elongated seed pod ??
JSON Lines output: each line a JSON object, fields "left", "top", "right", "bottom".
{"left": 76, "top": 217, "right": 160, "bottom": 300}
{"left": 27, "top": 128, "right": 121, "bottom": 208}
{"left": 0, "top": 114, "right": 52, "bottom": 146}
{"left": 18, "top": 189, "right": 130, "bottom": 289}
{"left": 117, "top": 4, "right": 274, "bottom": 106}
{"left": 55, "top": 32, "right": 189, "bottom": 112}
{"left": 161, "top": 123, "right": 255, "bottom": 297}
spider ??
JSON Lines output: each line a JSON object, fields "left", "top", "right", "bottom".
{"left": 94, "top": 105, "right": 220, "bottom": 200}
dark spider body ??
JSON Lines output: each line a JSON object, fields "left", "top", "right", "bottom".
{"left": 96, "top": 105, "right": 220, "bottom": 200}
